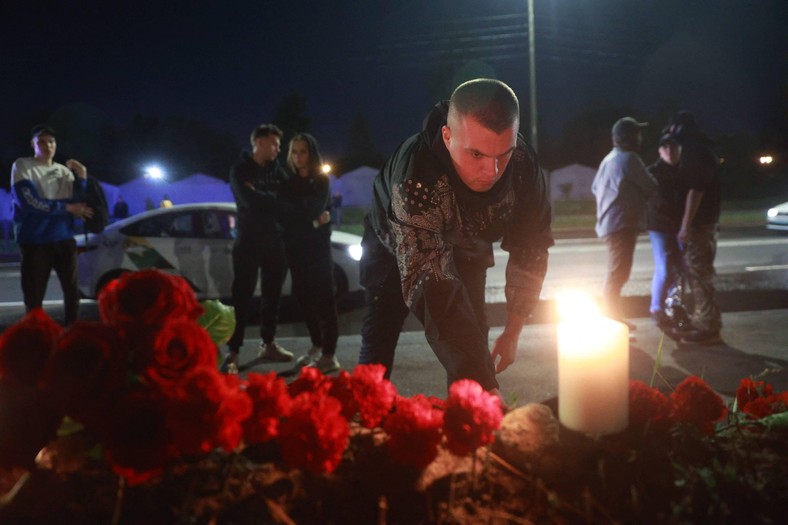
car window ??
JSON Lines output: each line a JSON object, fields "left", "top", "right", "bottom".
{"left": 201, "top": 210, "right": 237, "bottom": 239}
{"left": 121, "top": 211, "right": 197, "bottom": 238}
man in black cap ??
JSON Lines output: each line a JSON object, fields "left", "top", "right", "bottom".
{"left": 10, "top": 125, "right": 94, "bottom": 325}
{"left": 666, "top": 111, "right": 723, "bottom": 345}
{"left": 592, "top": 117, "right": 658, "bottom": 325}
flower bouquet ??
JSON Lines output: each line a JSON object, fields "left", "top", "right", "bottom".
{"left": 0, "top": 269, "right": 786, "bottom": 524}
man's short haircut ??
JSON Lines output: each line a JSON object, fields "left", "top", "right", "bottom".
{"left": 447, "top": 78, "right": 519, "bottom": 133}
{"left": 250, "top": 124, "right": 283, "bottom": 145}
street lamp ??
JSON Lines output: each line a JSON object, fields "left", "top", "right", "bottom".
{"left": 321, "top": 163, "right": 332, "bottom": 175}
{"left": 527, "top": 0, "right": 538, "bottom": 152}
{"left": 144, "top": 165, "right": 165, "bottom": 180}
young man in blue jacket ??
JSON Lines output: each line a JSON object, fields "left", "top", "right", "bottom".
{"left": 11, "top": 125, "right": 93, "bottom": 325}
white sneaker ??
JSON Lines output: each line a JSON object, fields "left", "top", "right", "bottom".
{"left": 306, "top": 354, "right": 341, "bottom": 374}
{"left": 295, "top": 346, "right": 322, "bottom": 367}
{"left": 258, "top": 342, "right": 294, "bottom": 362}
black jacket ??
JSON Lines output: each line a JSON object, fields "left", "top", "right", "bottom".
{"left": 229, "top": 152, "right": 287, "bottom": 245}
{"left": 677, "top": 134, "right": 721, "bottom": 227}
{"left": 646, "top": 159, "right": 681, "bottom": 234}
{"left": 279, "top": 171, "right": 331, "bottom": 262}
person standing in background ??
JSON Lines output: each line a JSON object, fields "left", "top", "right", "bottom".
{"left": 223, "top": 124, "right": 293, "bottom": 371}
{"left": 592, "top": 117, "right": 658, "bottom": 326}
{"left": 646, "top": 133, "right": 686, "bottom": 330}
{"left": 667, "top": 111, "right": 723, "bottom": 345}
{"left": 281, "top": 133, "right": 340, "bottom": 373}
{"left": 10, "top": 125, "right": 93, "bottom": 325}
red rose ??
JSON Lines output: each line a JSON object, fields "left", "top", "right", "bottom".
{"left": 443, "top": 379, "right": 503, "bottom": 457}
{"left": 736, "top": 378, "right": 773, "bottom": 409}
{"left": 98, "top": 269, "right": 203, "bottom": 328}
{"left": 100, "top": 386, "right": 174, "bottom": 485}
{"left": 628, "top": 380, "right": 672, "bottom": 434}
{"left": 277, "top": 392, "right": 349, "bottom": 474}
{"left": 0, "top": 379, "right": 62, "bottom": 468}
{"left": 143, "top": 319, "right": 218, "bottom": 387}
{"left": 38, "top": 321, "right": 127, "bottom": 422}
{"left": 670, "top": 376, "right": 728, "bottom": 435}
{"left": 243, "top": 372, "right": 292, "bottom": 444}
{"left": 0, "top": 308, "right": 62, "bottom": 384}
{"left": 384, "top": 394, "right": 444, "bottom": 469}
{"left": 288, "top": 366, "right": 332, "bottom": 397}
{"left": 351, "top": 364, "right": 397, "bottom": 428}
{"left": 165, "top": 366, "right": 252, "bottom": 455}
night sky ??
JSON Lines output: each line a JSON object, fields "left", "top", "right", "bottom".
{"left": 2, "top": 0, "right": 786, "bottom": 169}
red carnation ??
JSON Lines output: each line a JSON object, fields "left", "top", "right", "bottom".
{"left": 98, "top": 269, "right": 202, "bottom": 328}
{"left": 326, "top": 370, "right": 357, "bottom": 420}
{"left": 443, "top": 379, "right": 503, "bottom": 456}
{"left": 670, "top": 376, "right": 728, "bottom": 435}
{"left": 742, "top": 391, "right": 788, "bottom": 419}
{"left": 277, "top": 392, "right": 349, "bottom": 474}
{"left": 164, "top": 366, "right": 252, "bottom": 455}
{"left": 289, "top": 366, "right": 332, "bottom": 397}
{"left": 0, "top": 308, "right": 62, "bottom": 384}
{"left": 736, "top": 378, "right": 773, "bottom": 409}
{"left": 39, "top": 321, "right": 127, "bottom": 422}
{"left": 143, "top": 319, "right": 218, "bottom": 387}
{"left": 243, "top": 372, "right": 292, "bottom": 444}
{"left": 351, "top": 364, "right": 397, "bottom": 428}
{"left": 628, "top": 380, "right": 672, "bottom": 434}
{"left": 384, "top": 394, "right": 444, "bottom": 468}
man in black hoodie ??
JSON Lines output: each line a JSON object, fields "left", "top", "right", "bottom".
{"left": 223, "top": 124, "right": 294, "bottom": 371}
{"left": 359, "top": 79, "right": 553, "bottom": 394}
{"left": 667, "top": 111, "right": 723, "bottom": 345}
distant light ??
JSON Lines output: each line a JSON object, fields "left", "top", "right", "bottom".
{"left": 144, "top": 165, "right": 165, "bottom": 180}
{"left": 759, "top": 155, "right": 773, "bottom": 165}
{"left": 768, "top": 208, "right": 778, "bottom": 218}
{"left": 321, "top": 163, "right": 332, "bottom": 175}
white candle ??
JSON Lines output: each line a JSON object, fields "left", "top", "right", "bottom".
{"left": 557, "top": 294, "right": 629, "bottom": 436}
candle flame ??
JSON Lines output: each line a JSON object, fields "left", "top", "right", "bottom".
{"left": 556, "top": 290, "right": 601, "bottom": 322}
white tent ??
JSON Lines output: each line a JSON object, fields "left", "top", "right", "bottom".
{"left": 548, "top": 163, "right": 596, "bottom": 202}
{"left": 332, "top": 166, "right": 377, "bottom": 208}
{"left": 118, "top": 173, "right": 232, "bottom": 215}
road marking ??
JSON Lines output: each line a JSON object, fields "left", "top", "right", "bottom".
{"left": 745, "top": 264, "right": 788, "bottom": 272}
{"left": 0, "top": 299, "right": 97, "bottom": 308}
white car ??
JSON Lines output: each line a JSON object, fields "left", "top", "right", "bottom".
{"left": 766, "top": 201, "right": 788, "bottom": 232}
{"left": 75, "top": 202, "right": 363, "bottom": 300}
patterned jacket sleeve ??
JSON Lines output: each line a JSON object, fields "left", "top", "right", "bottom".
{"left": 500, "top": 146, "right": 554, "bottom": 318}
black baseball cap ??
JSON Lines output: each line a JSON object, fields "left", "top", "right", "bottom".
{"left": 31, "top": 124, "right": 56, "bottom": 139}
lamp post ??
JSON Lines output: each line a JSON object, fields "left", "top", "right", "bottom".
{"left": 527, "top": 0, "right": 538, "bottom": 152}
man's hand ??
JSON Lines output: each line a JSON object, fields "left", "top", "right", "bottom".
{"left": 65, "top": 159, "right": 87, "bottom": 179}
{"left": 66, "top": 202, "right": 94, "bottom": 220}
{"left": 491, "top": 330, "right": 519, "bottom": 373}
{"left": 677, "top": 226, "right": 689, "bottom": 244}
{"left": 318, "top": 210, "right": 331, "bottom": 225}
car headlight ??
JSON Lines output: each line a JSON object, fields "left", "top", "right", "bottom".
{"left": 347, "top": 243, "right": 363, "bottom": 261}
{"left": 767, "top": 208, "right": 778, "bottom": 218}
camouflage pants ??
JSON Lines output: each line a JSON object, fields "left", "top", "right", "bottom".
{"left": 679, "top": 225, "right": 721, "bottom": 332}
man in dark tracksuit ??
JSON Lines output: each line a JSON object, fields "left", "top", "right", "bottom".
{"left": 223, "top": 124, "right": 294, "bottom": 370}
{"left": 668, "top": 111, "right": 723, "bottom": 345}
{"left": 359, "top": 79, "right": 553, "bottom": 395}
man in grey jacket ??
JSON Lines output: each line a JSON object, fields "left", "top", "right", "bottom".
{"left": 592, "top": 117, "right": 657, "bottom": 324}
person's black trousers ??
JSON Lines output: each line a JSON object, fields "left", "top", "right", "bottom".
{"left": 227, "top": 238, "right": 286, "bottom": 351}
{"left": 289, "top": 248, "right": 339, "bottom": 356}
{"left": 19, "top": 239, "right": 80, "bottom": 325}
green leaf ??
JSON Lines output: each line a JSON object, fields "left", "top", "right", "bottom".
{"left": 197, "top": 300, "right": 236, "bottom": 346}
{"left": 760, "top": 411, "right": 788, "bottom": 430}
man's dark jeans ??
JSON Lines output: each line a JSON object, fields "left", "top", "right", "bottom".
{"left": 227, "top": 238, "right": 286, "bottom": 351}
{"left": 20, "top": 239, "right": 79, "bottom": 325}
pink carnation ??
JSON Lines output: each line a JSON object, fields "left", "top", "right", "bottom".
{"left": 384, "top": 394, "right": 444, "bottom": 468}
{"left": 443, "top": 380, "right": 503, "bottom": 456}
